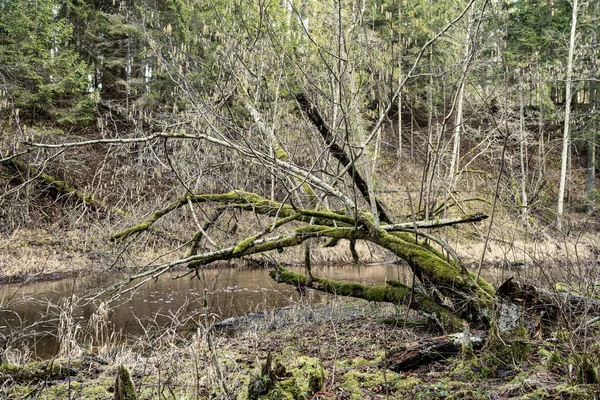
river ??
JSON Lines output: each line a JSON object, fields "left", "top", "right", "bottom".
{"left": 0, "top": 263, "right": 538, "bottom": 359}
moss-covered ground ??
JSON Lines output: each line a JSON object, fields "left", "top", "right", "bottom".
{"left": 1, "top": 298, "right": 597, "bottom": 399}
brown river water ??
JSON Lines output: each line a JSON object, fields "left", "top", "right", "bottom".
{"left": 0, "top": 263, "right": 543, "bottom": 359}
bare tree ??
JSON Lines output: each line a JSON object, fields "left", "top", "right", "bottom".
{"left": 557, "top": 0, "right": 580, "bottom": 229}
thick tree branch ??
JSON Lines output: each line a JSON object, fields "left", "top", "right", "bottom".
{"left": 3, "top": 157, "right": 125, "bottom": 215}
{"left": 270, "top": 267, "right": 464, "bottom": 331}
{"left": 382, "top": 212, "right": 488, "bottom": 231}
{"left": 111, "top": 190, "right": 357, "bottom": 242}
{"left": 295, "top": 93, "right": 393, "bottom": 224}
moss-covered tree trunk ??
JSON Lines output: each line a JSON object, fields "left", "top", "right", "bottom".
{"left": 112, "top": 190, "right": 494, "bottom": 331}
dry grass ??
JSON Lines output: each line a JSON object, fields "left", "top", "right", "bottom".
{"left": 1, "top": 295, "right": 596, "bottom": 399}
{"left": 0, "top": 228, "right": 105, "bottom": 280}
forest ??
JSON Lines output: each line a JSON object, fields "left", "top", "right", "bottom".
{"left": 1, "top": 0, "right": 600, "bottom": 398}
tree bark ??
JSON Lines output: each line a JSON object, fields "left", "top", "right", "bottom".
{"left": 587, "top": 81, "right": 597, "bottom": 213}
{"left": 294, "top": 93, "right": 392, "bottom": 224}
{"left": 270, "top": 267, "right": 464, "bottom": 331}
{"left": 386, "top": 332, "right": 486, "bottom": 372}
{"left": 557, "top": 0, "right": 579, "bottom": 229}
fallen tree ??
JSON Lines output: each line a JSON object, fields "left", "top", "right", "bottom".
{"left": 2, "top": 156, "right": 125, "bottom": 215}
{"left": 108, "top": 186, "right": 600, "bottom": 342}
{"left": 13, "top": 0, "right": 600, "bottom": 380}
{"left": 110, "top": 189, "right": 494, "bottom": 331}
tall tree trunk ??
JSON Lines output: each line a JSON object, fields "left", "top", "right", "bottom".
{"left": 519, "top": 69, "right": 528, "bottom": 225}
{"left": 397, "top": 0, "right": 403, "bottom": 162}
{"left": 557, "top": 0, "right": 579, "bottom": 230}
{"left": 587, "top": 81, "right": 597, "bottom": 213}
{"left": 447, "top": 8, "right": 475, "bottom": 190}
{"left": 420, "top": 47, "right": 434, "bottom": 220}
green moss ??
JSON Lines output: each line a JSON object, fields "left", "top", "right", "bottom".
{"left": 485, "top": 326, "right": 530, "bottom": 367}
{"left": 553, "top": 384, "right": 596, "bottom": 399}
{"left": 445, "top": 388, "right": 490, "bottom": 399}
{"left": 411, "top": 378, "right": 481, "bottom": 399}
{"left": 452, "top": 350, "right": 481, "bottom": 380}
{"left": 272, "top": 267, "right": 464, "bottom": 331}
{"left": 0, "top": 359, "right": 77, "bottom": 383}
{"left": 295, "top": 225, "right": 359, "bottom": 241}
{"left": 462, "top": 343, "right": 476, "bottom": 363}
{"left": 9, "top": 157, "right": 121, "bottom": 216}
{"left": 285, "top": 357, "right": 324, "bottom": 396}
{"left": 300, "top": 183, "right": 317, "bottom": 204}
{"left": 246, "top": 356, "right": 324, "bottom": 400}
{"left": 508, "top": 381, "right": 594, "bottom": 400}
{"left": 538, "top": 348, "right": 564, "bottom": 368}
{"left": 115, "top": 364, "right": 137, "bottom": 400}
{"left": 3, "top": 381, "right": 90, "bottom": 400}
{"left": 555, "top": 282, "right": 600, "bottom": 299}
{"left": 81, "top": 377, "right": 114, "bottom": 397}
{"left": 233, "top": 235, "right": 258, "bottom": 254}
{"left": 275, "top": 147, "right": 290, "bottom": 162}
{"left": 377, "top": 230, "right": 495, "bottom": 311}
{"left": 514, "top": 388, "right": 550, "bottom": 399}
{"left": 363, "top": 285, "right": 389, "bottom": 302}
{"left": 341, "top": 370, "right": 420, "bottom": 400}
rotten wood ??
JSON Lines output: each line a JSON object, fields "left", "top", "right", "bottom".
{"left": 386, "top": 331, "right": 487, "bottom": 372}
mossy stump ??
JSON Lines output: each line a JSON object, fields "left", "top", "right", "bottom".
{"left": 247, "top": 354, "right": 324, "bottom": 400}
{"left": 484, "top": 326, "right": 530, "bottom": 376}
{"left": 114, "top": 365, "right": 137, "bottom": 400}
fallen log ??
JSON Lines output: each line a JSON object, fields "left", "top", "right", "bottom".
{"left": 386, "top": 331, "right": 487, "bottom": 372}
{"left": 0, "top": 356, "right": 100, "bottom": 384}
{"left": 3, "top": 157, "right": 125, "bottom": 215}
{"left": 270, "top": 267, "right": 465, "bottom": 332}
{"left": 497, "top": 277, "right": 600, "bottom": 318}
{"left": 110, "top": 190, "right": 493, "bottom": 328}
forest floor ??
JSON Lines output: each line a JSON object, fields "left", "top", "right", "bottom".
{"left": 1, "top": 298, "right": 597, "bottom": 399}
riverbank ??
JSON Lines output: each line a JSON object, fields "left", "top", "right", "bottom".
{"left": 2, "top": 223, "right": 598, "bottom": 285}
{"left": 0, "top": 298, "right": 595, "bottom": 399}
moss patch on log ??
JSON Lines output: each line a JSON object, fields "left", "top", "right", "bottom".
{"left": 0, "top": 359, "right": 79, "bottom": 383}
{"left": 115, "top": 364, "right": 137, "bottom": 400}
{"left": 378, "top": 231, "right": 494, "bottom": 306}
{"left": 271, "top": 267, "right": 464, "bottom": 331}
{"left": 6, "top": 157, "right": 125, "bottom": 216}
{"left": 484, "top": 326, "right": 530, "bottom": 369}
{"left": 113, "top": 191, "right": 356, "bottom": 242}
